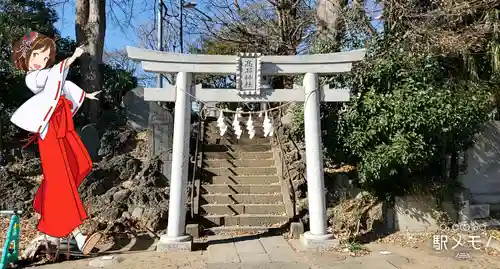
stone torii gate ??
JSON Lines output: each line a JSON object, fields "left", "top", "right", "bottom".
{"left": 126, "top": 47, "right": 365, "bottom": 251}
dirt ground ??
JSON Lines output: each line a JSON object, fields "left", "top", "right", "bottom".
{"left": 28, "top": 240, "right": 500, "bottom": 269}
{"left": 3, "top": 216, "right": 500, "bottom": 269}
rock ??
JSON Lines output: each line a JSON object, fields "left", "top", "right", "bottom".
{"left": 122, "top": 211, "right": 131, "bottom": 219}
{"left": 281, "top": 111, "right": 294, "bottom": 126}
{"left": 98, "top": 131, "right": 117, "bottom": 157}
{"left": 98, "top": 129, "right": 135, "bottom": 158}
{"left": 123, "top": 88, "right": 149, "bottom": 131}
{"left": 290, "top": 221, "right": 304, "bottom": 239}
{"left": 21, "top": 234, "right": 60, "bottom": 260}
{"left": 20, "top": 149, "right": 37, "bottom": 161}
{"left": 146, "top": 211, "right": 167, "bottom": 231}
{"left": 113, "top": 189, "right": 131, "bottom": 202}
{"left": 78, "top": 151, "right": 170, "bottom": 232}
{"left": 89, "top": 255, "right": 124, "bottom": 267}
{"left": 120, "top": 159, "right": 141, "bottom": 180}
{"left": 21, "top": 158, "right": 41, "bottom": 176}
{"left": 79, "top": 124, "right": 101, "bottom": 162}
{"left": 131, "top": 207, "right": 144, "bottom": 220}
{"left": 0, "top": 167, "right": 36, "bottom": 212}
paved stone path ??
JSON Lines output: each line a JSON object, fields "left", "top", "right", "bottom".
{"left": 207, "top": 235, "right": 304, "bottom": 264}
{"left": 32, "top": 234, "right": 500, "bottom": 269}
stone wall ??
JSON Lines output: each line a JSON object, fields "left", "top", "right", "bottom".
{"left": 274, "top": 104, "right": 308, "bottom": 216}
{"left": 391, "top": 195, "right": 457, "bottom": 233}
{"left": 460, "top": 120, "right": 500, "bottom": 213}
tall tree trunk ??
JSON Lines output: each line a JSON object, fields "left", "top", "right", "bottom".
{"left": 316, "top": 0, "right": 347, "bottom": 50}
{"left": 75, "top": 0, "right": 106, "bottom": 122}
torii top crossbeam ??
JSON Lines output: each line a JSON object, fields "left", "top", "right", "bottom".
{"left": 126, "top": 46, "right": 365, "bottom": 103}
{"left": 126, "top": 46, "right": 366, "bottom": 75}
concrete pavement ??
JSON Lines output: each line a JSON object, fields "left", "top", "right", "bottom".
{"left": 205, "top": 235, "right": 411, "bottom": 269}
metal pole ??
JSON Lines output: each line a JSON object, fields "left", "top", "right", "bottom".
{"left": 156, "top": 0, "right": 164, "bottom": 88}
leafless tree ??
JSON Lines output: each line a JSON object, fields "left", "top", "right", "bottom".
{"left": 55, "top": 0, "right": 147, "bottom": 120}
{"left": 104, "top": 48, "right": 159, "bottom": 86}
{"left": 185, "top": 0, "right": 315, "bottom": 56}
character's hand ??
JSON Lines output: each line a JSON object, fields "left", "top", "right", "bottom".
{"left": 65, "top": 45, "right": 86, "bottom": 69}
{"left": 73, "top": 45, "right": 85, "bottom": 58}
{"left": 86, "top": 90, "right": 101, "bottom": 100}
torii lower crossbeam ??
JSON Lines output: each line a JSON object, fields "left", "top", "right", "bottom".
{"left": 143, "top": 84, "right": 350, "bottom": 102}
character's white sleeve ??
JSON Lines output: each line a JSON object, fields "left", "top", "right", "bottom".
{"left": 25, "top": 69, "right": 50, "bottom": 94}
{"left": 11, "top": 61, "right": 68, "bottom": 136}
{"left": 39, "top": 124, "right": 49, "bottom": 140}
{"left": 63, "top": 81, "right": 86, "bottom": 115}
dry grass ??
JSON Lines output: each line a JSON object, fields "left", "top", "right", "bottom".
{"left": 128, "top": 131, "right": 150, "bottom": 162}
{"left": 328, "top": 193, "right": 380, "bottom": 242}
{"left": 0, "top": 216, "right": 39, "bottom": 252}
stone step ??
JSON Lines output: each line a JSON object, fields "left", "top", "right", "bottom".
{"left": 470, "top": 204, "right": 490, "bottom": 219}
{"left": 203, "top": 175, "right": 280, "bottom": 185}
{"left": 203, "top": 144, "right": 272, "bottom": 152}
{"left": 204, "top": 151, "right": 274, "bottom": 160}
{"left": 201, "top": 214, "right": 289, "bottom": 227}
{"left": 204, "top": 226, "right": 270, "bottom": 235}
{"left": 201, "top": 184, "right": 282, "bottom": 194}
{"left": 202, "top": 167, "right": 277, "bottom": 176}
{"left": 204, "top": 135, "right": 271, "bottom": 145}
{"left": 201, "top": 204, "right": 286, "bottom": 215}
{"left": 201, "top": 193, "right": 283, "bottom": 204}
{"left": 203, "top": 159, "right": 275, "bottom": 168}
{"left": 471, "top": 193, "right": 500, "bottom": 204}
{"left": 470, "top": 218, "right": 500, "bottom": 229}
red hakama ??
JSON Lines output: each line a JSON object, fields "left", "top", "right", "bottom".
{"left": 32, "top": 95, "right": 93, "bottom": 238}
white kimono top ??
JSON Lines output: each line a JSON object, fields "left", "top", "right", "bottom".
{"left": 10, "top": 60, "right": 86, "bottom": 140}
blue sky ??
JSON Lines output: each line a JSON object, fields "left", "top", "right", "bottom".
{"left": 55, "top": 1, "right": 149, "bottom": 51}
{"left": 55, "top": 0, "right": 383, "bottom": 53}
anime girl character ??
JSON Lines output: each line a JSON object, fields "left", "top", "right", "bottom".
{"left": 10, "top": 32, "right": 102, "bottom": 255}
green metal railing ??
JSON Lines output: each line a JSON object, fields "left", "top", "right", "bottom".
{"left": 1, "top": 210, "right": 22, "bottom": 269}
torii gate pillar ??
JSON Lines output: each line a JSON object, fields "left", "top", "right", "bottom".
{"left": 156, "top": 72, "right": 193, "bottom": 251}
{"left": 301, "top": 73, "right": 334, "bottom": 246}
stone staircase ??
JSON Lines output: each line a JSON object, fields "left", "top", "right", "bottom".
{"left": 198, "top": 117, "right": 289, "bottom": 233}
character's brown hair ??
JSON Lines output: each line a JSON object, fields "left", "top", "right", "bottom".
{"left": 11, "top": 32, "right": 57, "bottom": 71}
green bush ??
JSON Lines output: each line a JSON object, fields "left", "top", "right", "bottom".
{"left": 291, "top": 38, "right": 493, "bottom": 199}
